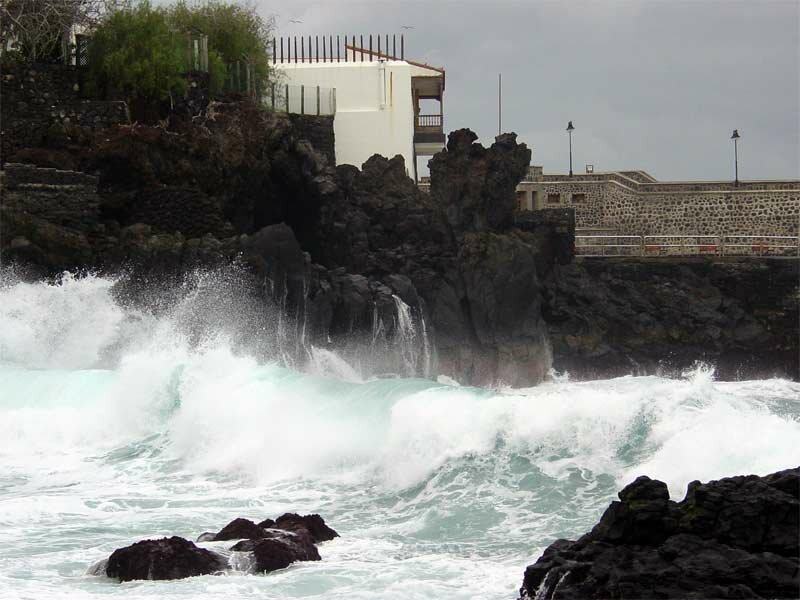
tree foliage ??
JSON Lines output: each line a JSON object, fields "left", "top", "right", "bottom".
{"left": 167, "top": 0, "right": 274, "bottom": 95}
{"left": 85, "top": 1, "right": 186, "bottom": 102}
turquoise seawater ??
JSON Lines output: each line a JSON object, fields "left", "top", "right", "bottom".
{"left": 1, "top": 272, "right": 798, "bottom": 599}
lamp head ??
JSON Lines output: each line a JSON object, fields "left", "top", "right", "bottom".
{"left": 566, "top": 121, "right": 575, "bottom": 132}
{"left": 731, "top": 129, "right": 740, "bottom": 140}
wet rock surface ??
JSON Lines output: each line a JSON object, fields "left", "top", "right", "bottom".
{"left": 519, "top": 467, "right": 800, "bottom": 599}
{"left": 102, "top": 513, "right": 337, "bottom": 581}
{"left": 105, "top": 536, "right": 226, "bottom": 582}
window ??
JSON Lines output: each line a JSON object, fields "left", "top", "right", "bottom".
{"left": 572, "top": 193, "right": 586, "bottom": 203}
{"left": 547, "top": 193, "right": 560, "bottom": 204}
{"left": 516, "top": 191, "right": 527, "bottom": 211}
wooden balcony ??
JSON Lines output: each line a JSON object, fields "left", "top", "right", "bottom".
{"left": 414, "top": 114, "right": 445, "bottom": 148}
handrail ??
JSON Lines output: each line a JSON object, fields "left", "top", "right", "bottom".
{"left": 416, "top": 114, "right": 442, "bottom": 128}
{"left": 575, "top": 234, "right": 800, "bottom": 257}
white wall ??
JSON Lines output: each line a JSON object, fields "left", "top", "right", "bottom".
{"left": 275, "top": 60, "right": 416, "bottom": 175}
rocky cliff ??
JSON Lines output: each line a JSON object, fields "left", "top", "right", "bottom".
{"left": 1, "top": 102, "right": 559, "bottom": 386}
{"left": 2, "top": 96, "right": 797, "bottom": 383}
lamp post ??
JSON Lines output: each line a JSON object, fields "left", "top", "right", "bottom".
{"left": 731, "top": 129, "right": 740, "bottom": 186}
{"left": 566, "top": 121, "right": 575, "bottom": 177}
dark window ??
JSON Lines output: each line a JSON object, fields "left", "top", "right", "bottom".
{"left": 547, "top": 193, "right": 560, "bottom": 204}
{"left": 516, "top": 191, "right": 526, "bottom": 210}
{"left": 572, "top": 193, "right": 586, "bottom": 203}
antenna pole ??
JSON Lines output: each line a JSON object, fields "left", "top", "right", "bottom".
{"left": 498, "top": 73, "right": 502, "bottom": 136}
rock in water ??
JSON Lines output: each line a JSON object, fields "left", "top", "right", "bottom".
{"left": 231, "top": 529, "right": 321, "bottom": 573}
{"left": 519, "top": 467, "right": 800, "bottom": 599}
{"left": 105, "top": 536, "right": 226, "bottom": 582}
{"left": 211, "top": 517, "right": 268, "bottom": 541}
{"left": 274, "top": 513, "right": 340, "bottom": 543}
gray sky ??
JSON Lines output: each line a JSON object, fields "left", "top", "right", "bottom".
{"left": 262, "top": 0, "right": 799, "bottom": 181}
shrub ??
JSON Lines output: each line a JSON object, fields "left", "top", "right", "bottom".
{"left": 85, "top": 1, "right": 187, "bottom": 104}
{"left": 167, "top": 0, "right": 273, "bottom": 96}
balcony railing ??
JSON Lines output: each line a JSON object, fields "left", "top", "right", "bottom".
{"left": 416, "top": 114, "right": 442, "bottom": 129}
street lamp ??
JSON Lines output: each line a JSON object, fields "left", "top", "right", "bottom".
{"left": 566, "top": 121, "right": 575, "bottom": 177}
{"left": 731, "top": 129, "right": 740, "bottom": 186}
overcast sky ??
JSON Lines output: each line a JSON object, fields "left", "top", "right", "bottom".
{"left": 261, "top": 0, "right": 798, "bottom": 181}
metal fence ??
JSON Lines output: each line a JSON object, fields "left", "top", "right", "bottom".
{"left": 575, "top": 235, "right": 800, "bottom": 258}
{"left": 264, "top": 84, "right": 336, "bottom": 116}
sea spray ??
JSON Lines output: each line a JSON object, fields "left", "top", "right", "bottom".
{"left": 1, "top": 272, "right": 799, "bottom": 599}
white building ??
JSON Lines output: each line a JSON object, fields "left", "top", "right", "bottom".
{"left": 272, "top": 35, "right": 445, "bottom": 180}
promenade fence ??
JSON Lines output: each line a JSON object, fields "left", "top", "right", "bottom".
{"left": 575, "top": 235, "right": 800, "bottom": 258}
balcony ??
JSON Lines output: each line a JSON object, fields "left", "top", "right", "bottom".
{"left": 414, "top": 114, "right": 445, "bottom": 154}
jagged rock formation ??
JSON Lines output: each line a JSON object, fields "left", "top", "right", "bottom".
{"left": 519, "top": 467, "right": 800, "bottom": 599}
{"left": 2, "top": 97, "right": 797, "bottom": 382}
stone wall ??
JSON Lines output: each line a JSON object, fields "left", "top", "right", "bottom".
{"left": 1, "top": 63, "right": 130, "bottom": 161}
{"left": 2, "top": 162, "right": 100, "bottom": 231}
{"left": 518, "top": 173, "right": 799, "bottom": 236}
{"left": 288, "top": 114, "right": 335, "bottom": 166}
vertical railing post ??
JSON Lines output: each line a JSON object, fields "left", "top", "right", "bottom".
{"left": 315, "top": 36, "right": 319, "bottom": 63}
{"left": 337, "top": 35, "right": 341, "bottom": 62}
{"left": 294, "top": 37, "right": 297, "bottom": 63}
{"left": 301, "top": 36, "right": 305, "bottom": 62}
{"left": 286, "top": 84, "right": 289, "bottom": 112}
{"left": 393, "top": 35, "right": 396, "bottom": 59}
{"left": 272, "top": 38, "right": 276, "bottom": 64}
{"left": 329, "top": 36, "right": 333, "bottom": 63}
{"left": 280, "top": 37, "right": 284, "bottom": 63}
{"left": 360, "top": 35, "right": 364, "bottom": 61}
{"left": 377, "top": 34, "right": 381, "bottom": 57}
{"left": 401, "top": 34, "right": 404, "bottom": 60}
{"left": 369, "top": 34, "right": 373, "bottom": 61}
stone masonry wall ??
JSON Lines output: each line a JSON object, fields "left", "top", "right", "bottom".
{"left": 523, "top": 176, "right": 799, "bottom": 237}
{"left": 2, "top": 162, "right": 100, "bottom": 231}
{"left": 1, "top": 63, "right": 130, "bottom": 161}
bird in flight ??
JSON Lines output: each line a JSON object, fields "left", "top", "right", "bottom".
{"left": 401, "top": 25, "right": 414, "bottom": 30}
{"left": 289, "top": 19, "right": 303, "bottom": 24}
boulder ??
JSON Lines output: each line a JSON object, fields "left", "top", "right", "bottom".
{"left": 211, "top": 517, "right": 268, "bottom": 541}
{"left": 274, "top": 513, "right": 340, "bottom": 543}
{"left": 519, "top": 467, "right": 800, "bottom": 599}
{"left": 105, "top": 536, "right": 226, "bottom": 582}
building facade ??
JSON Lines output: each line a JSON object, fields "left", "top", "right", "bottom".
{"left": 273, "top": 35, "right": 445, "bottom": 180}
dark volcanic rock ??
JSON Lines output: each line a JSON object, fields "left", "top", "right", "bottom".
{"left": 233, "top": 533, "right": 321, "bottom": 573}
{"left": 429, "top": 129, "right": 531, "bottom": 234}
{"left": 274, "top": 513, "right": 340, "bottom": 543}
{"left": 519, "top": 467, "right": 800, "bottom": 599}
{"left": 105, "top": 536, "right": 226, "bottom": 582}
{"left": 212, "top": 518, "right": 268, "bottom": 541}
{"left": 542, "top": 258, "right": 800, "bottom": 380}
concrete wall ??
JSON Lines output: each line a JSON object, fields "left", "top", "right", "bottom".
{"left": 275, "top": 60, "right": 415, "bottom": 175}
{"left": 517, "top": 172, "right": 799, "bottom": 236}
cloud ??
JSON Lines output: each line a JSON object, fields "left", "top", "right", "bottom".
{"left": 260, "top": 0, "right": 798, "bottom": 180}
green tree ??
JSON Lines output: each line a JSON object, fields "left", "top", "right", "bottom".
{"left": 85, "top": 1, "right": 186, "bottom": 104}
{"left": 167, "top": 0, "right": 273, "bottom": 96}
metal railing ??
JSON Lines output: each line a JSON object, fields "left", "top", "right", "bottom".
{"left": 575, "top": 235, "right": 800, "bottom": 258}
{"left": 264, "top": 84, "right": 337, "bottom": 115}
